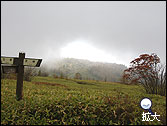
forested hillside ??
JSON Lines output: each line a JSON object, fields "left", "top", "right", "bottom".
{"left": 41, "top": 58, "right": 127, "bottom": 82}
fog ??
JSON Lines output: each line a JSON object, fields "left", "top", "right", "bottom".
{"left": 1, "top": 1, "right": 166, "bottom": 67}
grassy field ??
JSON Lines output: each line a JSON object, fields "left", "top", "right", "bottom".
{"left": 1, "top": 76, "right": 166, "bottom": 125}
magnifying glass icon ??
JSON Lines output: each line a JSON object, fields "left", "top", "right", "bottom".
{"left": 140, "top": 97, "right": 154, "bottom": 115}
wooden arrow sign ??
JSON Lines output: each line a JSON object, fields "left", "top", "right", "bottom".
{"left": 23, "top": 58, "right": 42, "bottom": 67}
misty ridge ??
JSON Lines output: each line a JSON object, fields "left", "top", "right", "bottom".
{"left": 38, "top": 58, "right": 127, "bottom": 82}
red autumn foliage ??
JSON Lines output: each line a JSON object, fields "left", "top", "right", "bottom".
{"left": 123, "top": 53, "right": 160, "bottom": 84}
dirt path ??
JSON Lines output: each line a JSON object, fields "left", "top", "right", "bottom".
{"left": 32, "top": 81, "right": 68, "bottom": 88}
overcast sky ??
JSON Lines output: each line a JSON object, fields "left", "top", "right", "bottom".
{"left": 1, "top": 1, "right": 166, "bottom": 67}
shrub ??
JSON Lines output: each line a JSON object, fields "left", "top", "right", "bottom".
{"left": 24, "top": 67, "right": 37, "bottom": 81}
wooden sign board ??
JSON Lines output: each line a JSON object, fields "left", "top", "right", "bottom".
{"left": 1, "top": 57, "right": 19, "bottom": 65}
{"left": 1, "top": 57, "right": 15, "bottom": 65}
{"left": 2, "top": 66, "right": 18, "bottom": 74}
{"left": 1, "top": 56, "right": 42, "bottom": 67}
{"left": 23, "top": 58, "right": 42, "bottom": 67}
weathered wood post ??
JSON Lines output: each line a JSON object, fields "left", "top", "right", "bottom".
{"left": 16, "top": 52, "right": 25, "bottom": 101}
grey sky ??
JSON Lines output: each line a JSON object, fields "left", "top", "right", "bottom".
{"left": 1, "top": 1, "right": 166, "bottom": 67}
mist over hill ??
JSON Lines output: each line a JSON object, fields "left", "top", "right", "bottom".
{"left": 41, "top": 58, "right": 127, "bottom": 82}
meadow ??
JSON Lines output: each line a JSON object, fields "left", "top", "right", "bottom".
{"left": 1, "top": 76, "right": 166, "bottom": 125}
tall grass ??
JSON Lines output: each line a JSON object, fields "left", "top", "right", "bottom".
{"left": 1, "top": 77, "right": 166, "bottom": 125}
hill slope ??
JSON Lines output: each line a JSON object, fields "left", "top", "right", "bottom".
{"left": 42, "top": 58, "right": 127, "bottom": 82}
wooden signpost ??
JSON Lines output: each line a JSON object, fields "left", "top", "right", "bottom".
{"left": 1, "top": 52, "right": 42, "bottom": 101}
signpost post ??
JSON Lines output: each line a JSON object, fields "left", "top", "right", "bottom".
{"left": 16, "top": 53, "right": 25, "bottom": 101}
{"left": 1, "top": 52, "right": 42, "bottom": 101}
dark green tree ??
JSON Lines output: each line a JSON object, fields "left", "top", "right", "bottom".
{"left": 74, "top": 72, "right": 82, "bottom": 80}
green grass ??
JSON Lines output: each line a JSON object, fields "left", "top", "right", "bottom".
{"left": 1, "top": 76, "right": 166, "bottom": 125}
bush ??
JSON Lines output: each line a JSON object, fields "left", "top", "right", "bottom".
{"left": 24, "top": 67, "right": 37, "bottom": 81}
{"left": 74, "top": 73, "right": 82, "bottom": 80}
{"left": 40, "top": 72, "right": 49, "bottom": 77}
